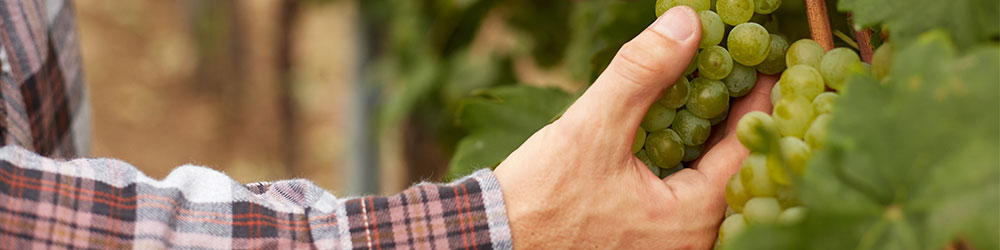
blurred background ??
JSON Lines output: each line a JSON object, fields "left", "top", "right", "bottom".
{"left": 77, "top": 0, "right": 745, "bottom": 195}
{"left": 79, "top": 1, "right": 360, "bottom": 192}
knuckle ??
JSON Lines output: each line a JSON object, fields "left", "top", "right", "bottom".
{"left": 610, "top": 32, "right": 677, "bottom": 87}
{"left": 612, "top": 41, "right": 665, "bottom": 85}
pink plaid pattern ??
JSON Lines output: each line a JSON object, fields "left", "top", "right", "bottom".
{"left": 0, "top": 146, "right": 512, "bottom": 249}
{"left": 0, "top": 0, "right": 88, "bottom": 159}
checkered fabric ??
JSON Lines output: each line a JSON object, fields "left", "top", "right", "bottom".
{"left": 0, "top": 146, "right": 513, "bottom": 249}
{"left": 0, "top": 0, "right": 90, "bottom": 159}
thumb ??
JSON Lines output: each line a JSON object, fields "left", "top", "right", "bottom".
{"left": 558, "top": 6, "right": 701, "bottom": 145}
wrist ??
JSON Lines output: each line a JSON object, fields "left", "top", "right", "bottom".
{"left": 494, "top": 165, "right": 587, "bottom": 248}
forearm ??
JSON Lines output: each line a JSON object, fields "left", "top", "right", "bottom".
{"left": 0, "top": 146, "right": 512, "bottom": 249}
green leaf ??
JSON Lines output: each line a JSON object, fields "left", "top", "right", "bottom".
{"left": 565, "top": 0, "right": 654, "bottom": 81}
{"left": 441, "top": 50, "right": 515, "bottom": 107}
{"left": 869, "top": 27, "right": 885, "bottom": 49}
{"left": 447, "top": 85, "right": 573, "bottom": 180}
{"left": 838, "top": 0, "right": 999, "bottom": 49}
{"left": 728, "top": 31, "right": 999, "bottom": 250}
{"left": 505, "top": 0, "right": 574, "bottom": 68}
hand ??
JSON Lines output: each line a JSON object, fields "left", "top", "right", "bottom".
{"left": 493, "top": 6, "right": 777, "bottom": 249}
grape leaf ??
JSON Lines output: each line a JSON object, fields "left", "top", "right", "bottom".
{"left": 447, "top": 85, "right": 573, "bottom": 180}
{"left": 506, "top": 0, "right": 574, "bottom": 68}
{"left": 727, "top": 31, "right": 999, "bottom": 250}
{"left": 838, "top": 0, "right": 999, "bottom": 49}
{"left": 565, "top": 0, "right": 653, "bottom": 81}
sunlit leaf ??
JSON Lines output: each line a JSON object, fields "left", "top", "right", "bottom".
{"left": 447, "top": 85, "right": 573, "bottom": 180}
{"left": 728, "top": 32, "right": 999, "bottom": 250}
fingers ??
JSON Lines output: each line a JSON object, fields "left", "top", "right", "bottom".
{"left": 693, "top": 73, "right": 778, "bottom": 185}
{"left": 555, "top": 6, "right": 701, "bottom": 151}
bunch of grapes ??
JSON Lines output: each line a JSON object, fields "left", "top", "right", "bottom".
{"left": 634, "top": 0, "right": 788, "bottom": 178}
{"left": 716, "top": 34, "right": 895, "bottom": 250}
{"left": 639, "top": 0, "right": 896, "bottom": 247}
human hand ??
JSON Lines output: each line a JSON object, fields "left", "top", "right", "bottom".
{"left": 492, "top": 6, "right": 777, "bottom": 249}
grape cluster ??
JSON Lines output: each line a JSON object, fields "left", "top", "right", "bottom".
{"left": 717, "top": 41, "right": 894, "bottom": 249}
{"left": 645, "top": 0, "right": 896, "bottom": 248}
{"left": 635, "top": 0, "right": 785, "bottom": 178}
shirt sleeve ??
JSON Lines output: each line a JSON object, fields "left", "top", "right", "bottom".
{"left": 0, "top": 145, "right": 513, "bottom": 249}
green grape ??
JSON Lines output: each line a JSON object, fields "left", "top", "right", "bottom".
{"left": 633, "top": 127, "right": 647, "bottom": 154}
{"left": 645, "top": 129, "right": 686, "bottom": 168}
{"left": 819, "top": 48, "right": 863, "bottom": 91}
{"left": 725, "top": 171, "right": 750, "bottom": 212}
{"left": 756, "top": 34, "right": 789, "bottom": 75}
{"left": 862, "top": 62, "right": 872, "bottom": 76}
{"left": 775, "top": 186, "right": 800, "bottom": 208}
{"left": 697, "top": 46, "right": 734, "bottom": 80}
{"left": 710, "top": 106, "right": 729, "bottom": 125}
{"left": 728, "top": 23, "right": 771, "bottom": 66}
{"left": 777, "top": 206, "right": 807, "bottom": 225}
{"left": 641, "top": 103, "right": 677, "bottom": 132}
{"left": 780, "top": 136, "right": 810, "bottom": 174}
{"left": 682, "top": 143, "right": 704, "bottom": 162}
{"left": 736, "top": 111, "right": 779, "bottom": 153}
{"left": 770, "top": 80, "right": 781, "bottom": 105}
{"left": 685, "top": 51, "right": 699, "bottom": 75}
{"left": 723, "top": 63, "right": 757, "bottom": 97}
{"left": 772, "top": 95, "right": 815, "bottom": 138}
{"left": 871, "top": 42, "right": 894, "bottom": 80}
{"left": 766, "top": 136, "right": 811, "bottom": 185}
{"left": 785, "top": 39, "right": 825, "bottom": 69}
{"left": 636, "top": 150, "right": 662, "bottom": 176}
{"left": 716, "top": 0, "right": 754, "bottom": 25}
{"left": 718, "top": 214, "right": 747, "bottom": 245}
{"left": 805, "top": 114, "right": 831, "bottom": 149}
{"left": 739, "top": 153, "right": 776, "bottom": 196}
{"left": 811, "top": 92, "right": 838, "bottom": 115}
{"left": 779, "top": 64, "right": 825, "bottom": 100}
{"left": 753, "top": 0, "right": 781, "bottom": 14}
{"left": 659, "top": 77, "right": 690, "bottom": 108}
{"left": 657, "top": 0, "right": 712, "bottom": 15}
{"left": 698, "top": 11, "right": 725, "bottom": 48}
{"left": 743, "top": 197, "right": 781, "bottom": 224}
{"left": 687, "top": 77, "right": 730, "bottom": 118}
{"left": 673, "top": 109, "right": 712, "bottom": 145}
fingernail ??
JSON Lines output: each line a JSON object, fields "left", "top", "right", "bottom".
{"left": 653, "top": 6, "right": 696, "bottom": 42}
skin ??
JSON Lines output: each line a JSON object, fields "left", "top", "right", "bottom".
{"left": 493, "top": 6, "right": 777, "bottom": 249}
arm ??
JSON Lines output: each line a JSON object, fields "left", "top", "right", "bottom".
{"left": 0, "top": 146, "right": 511, "bottom": 249}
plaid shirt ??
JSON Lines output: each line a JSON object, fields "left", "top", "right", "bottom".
{"left": 0, "top": 1, "right": 514, "bottom": 249}
{"left": 0, "top": 0, "right": 89, "bottom": 158}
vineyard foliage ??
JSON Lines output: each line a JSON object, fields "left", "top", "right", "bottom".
{"left": 727, "top": 32, "right": 999, "bottom": 250}
{"left": 718, "top": 0, "right": 999, "bottom": 247}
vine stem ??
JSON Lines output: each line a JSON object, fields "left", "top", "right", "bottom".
{"left": 804, "top": 0, "right": 834, "bottom": 51}
{"left": 848, "top": 14, "right": 875, "bottom": 63}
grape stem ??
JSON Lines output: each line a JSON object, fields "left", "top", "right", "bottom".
{"left": 804, "top": 0, "right": 834, "bottom": 51}
{"left": 848, "top": 14, "right": 875, "bottom": 63}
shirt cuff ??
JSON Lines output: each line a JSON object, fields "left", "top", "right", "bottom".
{"left": 462, "top": 169, "right": 513, "bottom": 250}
